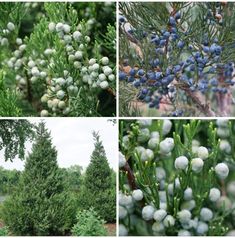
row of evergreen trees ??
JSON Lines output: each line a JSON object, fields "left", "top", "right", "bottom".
{"left": 1, "top": 122, "right": 115, "bottom": 235}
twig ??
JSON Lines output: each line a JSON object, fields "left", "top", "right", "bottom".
{"left": 121, "top": 162, "right": 137, "bottom": 190}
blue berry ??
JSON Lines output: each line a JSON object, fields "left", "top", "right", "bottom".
{"left": 119, "top": 71, "right": 127, "bottom": 80}
{"left": 138, "top": 69, "right": 145, "bottom": 76}
{"left": 175, "top": 12, "right": 181, "bottom": 20}
{"left": 169, "top": 16, "right": 176, "bottom": 26}
{"left": 129, "top": 68, "right": 136, "bottom": 76}
{"left": 177, "top": 40, "right": 185, "bottom": 49}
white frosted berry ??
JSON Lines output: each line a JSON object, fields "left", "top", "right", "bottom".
{"left": 156, "top": 167, "right": 166, "bottom": 181}
{"left": 215, "top": 163, "right": 229, "bottom": 180}
{"left": 41, "top": 94, "right": 48, "bottom": 103}
{"left": 92, "top": 63, "right": 100, "bottom": 71}
{"left": 28, "top": 60, "right": 35, "bottom": 68}
{"left": 196, "top": 221, "right": 208, "bottom": 235}
{"left": 31, "top": 67, "right": 40, "bottom": 77}
{"left": 219, "top": 140, "right": 231, "bottom": 154}
{"left": 7, "top": 22, "right": 15, "bottom": 31}
{"left": 178, "top": 210, "right": 191, "bottom": 224}
{"left": 163, "top": 215, "right": 175, "bottom": 227}
{"left": 119, "top": 206, "right": 127, "bottom": 219}
{"left": 200, "top": 207, "right": 213, "bottom": 221}
{"left": 132, "top": 189, "right": 143, "bottom": 201}
{"left": 142, "top": 205, "right": 155, "bottom": 221}
{"left": 1, "top": 38, "right": 8, "bottom": 46}
{"left": 148, "top": 137, "right": 159, "bottom": 150}
{"left": 16, "top": 38, "right": 23, "bottom": 45}
{"left": 56, "top": 90, "right": 65, "bottom": 99}
{"left": 89, "top": 58, "right": 96, "bottom": 65}
{"left": 159, "top": 137, "right": 174, "bottom": 154}
{"left": 119, "top": 152, "right": 126, "bottom": 168}
{"left": 103, "top": 66, "right": 112, "bottom": 76}
{"left": 119, "top": 193, "right": 133, "bottom": 207}
{"left": 55, "top": 22, "right": 64, "bottom": 32}
{"left": 138, "top": 128, "right": 150, "bottom": 143}
{"left": 119, "top": 224, "right": 128, "bottom": 236}
{"left": 152, "top": 221, "right": 164, "bottom": 233}
{"left": 48, "top": 22, "right": 55, "bottom": 31}
{"left": 162, "top": 119, "right": 172, "bottom": 135}
{"left": 63, "top": 24, "right": 70, "bottom": 33}
{"left": 98, "top": 74, "right": 106, "bottom": 81}
{"left": 73, "top": 31, "right": 82, "bottom": 41}
{"left": 58, "top": 101, "right": 66, "bottom": 109}
{"left": 19, "top": 44, "right": 26, "bottom": 51}
{"left": 44, "top": 48, "right": 54, "bottom": 55}
{"left": 40, "top": 110, "right": 49, "bottom": 117}
{"left": 75, "top": 51, "right": 83, "bottom": 60}
{"left": 108, "top": 74, "right": 115, "bottom": 81}
{"left": 153, "top": 209, "right": 167, "bottom": 222}
{"left": 209, "top": 188, "right": 221, "bottom": 202}
{"left": 100, "top": 81, "right": 109, "bottom": 89}
{"left": 178, "top": 230, "right": 191, "bottom": 236}
{"left": 217, "top": 127, "right": 230, "bottom": 138}
{"left": 216, "top": 119, "right": 229, "bottom": 128}
{"left": 85, "top": 36, "right": 90, "bottom": 42}
{"left": 184, "top": 187, "right": 193, "bottom": 201}
{"left": 151, "top": 131, "right": 160, "bottom": 139}
{"left": 175, "top": 156, "right": 188, "bottom": 170}
{"left": 74, "top": 61, "right": 81, "bottom": 69}
{"left": 197, "top": 146, "right": 209, "bottom": 160}
{"left": 141, "top": 149, "right": 154, "bottom": 161}
{"left": 101, "top": 56, "right": 109, "bottom": 65}
{"left": 191, "top": 158, "right": 204, "bottom": 173}
{"left": 138, "top": 119, "right": 152, "bottom": 128}
{"left": 181, "top": 200, "right": 196, "bottom": 211}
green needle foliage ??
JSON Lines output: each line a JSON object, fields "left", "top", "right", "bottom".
{"left": 72, "top": 207, "right": 107, "bottom": 236}
{"left": 78, "top": 131, "right": 116, "bottom": 222}
{"left": 119, "top": 119, "right": 235, "bottom": 236}
{"left": 2, "top": 122, "right": 75, "bottom": 235}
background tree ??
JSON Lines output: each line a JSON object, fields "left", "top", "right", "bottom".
{"left": 2, "top": 122, "right": 76, "bottom": 235}
{"left": 0, "top": 167, "right": 21, "bottom": 195}
{"left": 0, "top": 119, "right": 34, "bottom": 161}
{"left": 78, "top": 131, "right": 116, "bottom": 222}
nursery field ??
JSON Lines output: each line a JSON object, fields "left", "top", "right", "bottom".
{"left": 119, "top": 2, "right": 235, "bottom": 117}
{"left": 0, "top": 2, "right": 116, "bottom": 117}
{"left": 119, "top": 119, "right": 235, "bottom": 236}
{"left": 0, "top": 119, "right": 116, "bottom": 236}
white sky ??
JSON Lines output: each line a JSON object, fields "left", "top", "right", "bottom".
{"left": 0, "top": 118, "right": 117, "bottom": 171}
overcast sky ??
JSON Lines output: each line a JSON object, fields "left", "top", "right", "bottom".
{"left": 0, "top": 118, "right": 117, "bottom": 171}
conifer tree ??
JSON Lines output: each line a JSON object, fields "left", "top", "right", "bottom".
{"left": 79, "top": 131, "right": 116, "bottom": 222}
{"left": 2, "top": 122, "right": 75, "bottom": 235}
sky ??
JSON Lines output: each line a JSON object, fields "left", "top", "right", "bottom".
{"left": 0, "top": 118, "right": 117, "bottom": 171}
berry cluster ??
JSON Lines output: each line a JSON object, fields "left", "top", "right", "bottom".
{"left": 119, "top": 3, "right": 235, "bottom": 116}
{"left": 119, "top": 119, "right": 235, "bottom": 236}
{"left": 0, "top": 3, "right": 116, "bottom": 116}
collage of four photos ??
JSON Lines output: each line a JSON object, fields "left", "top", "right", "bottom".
{"left": 0, "top": 1, "right": 235, "bottom": 237}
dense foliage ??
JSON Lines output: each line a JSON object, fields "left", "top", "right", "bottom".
{"left": 0, "top": 167, "right": 21, "bottom": 194}
{"left": 2, "top": 122, "right": 75, "bottom": 235}
{"left": 119, "top": 2, "right": 235, "bottom": 117}
{"left": 72, "top": 207, "right": 107, "bottom": 236}
{"left": 0, "top": 2, "right": 116, "bottom": 117}
{"left": 0, "top": 119, "right": 34, "bottom": 161}
{"left": 78, "top": 131, "right": 116, "bottom": 222}
{"left": 119, "top": 119, "right": 235, "bottom": 236}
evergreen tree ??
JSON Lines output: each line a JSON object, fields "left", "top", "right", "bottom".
{"left": 79, "top": 131, "right": 116, "bottom": 222}
{"left": 2, "top": 122, "right": 75, "bottom": 235}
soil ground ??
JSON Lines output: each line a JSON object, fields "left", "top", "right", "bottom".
{"left": 105, "top": 223, "right": 116, "bottom": 236}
